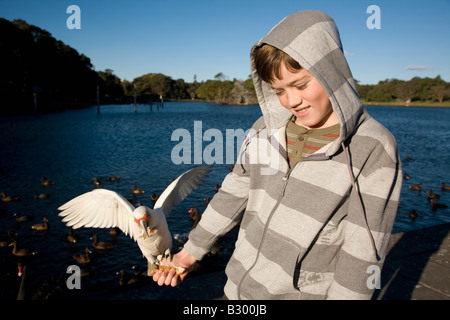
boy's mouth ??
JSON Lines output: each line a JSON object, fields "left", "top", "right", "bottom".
{"left": 295, "top": 106, "right": 310, "bottom": 116}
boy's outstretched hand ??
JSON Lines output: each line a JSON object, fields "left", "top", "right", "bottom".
{"left": 150, "top": 248, "right": 197, "bottom": 287}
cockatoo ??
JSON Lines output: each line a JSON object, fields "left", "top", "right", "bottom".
{"left": 58, "top": 165, "right": 211, "bottom": 275}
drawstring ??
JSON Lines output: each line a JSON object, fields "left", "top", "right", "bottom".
{"left": 342, "top": 142, "right": 380, "bottom": 262}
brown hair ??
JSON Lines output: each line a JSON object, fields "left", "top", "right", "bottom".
{"left": 254, "top": 44, "right": 302, "bottom": 83}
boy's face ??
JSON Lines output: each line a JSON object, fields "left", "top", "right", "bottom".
{"left": 270, "top": 63, "right": 338, "bottom": 130}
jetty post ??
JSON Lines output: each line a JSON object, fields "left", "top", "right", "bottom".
{"left": 96, "top": 85, "right": 100, "bottom": 114}
{"left": 134, "top": 83, "right": 137, "bottom": 112}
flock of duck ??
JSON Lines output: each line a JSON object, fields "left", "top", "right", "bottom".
{"left": 0, "top": 169, "right": 225, "bottom": 300}
{"left": 404, "top": 169, "right": 449, "bottom": 221}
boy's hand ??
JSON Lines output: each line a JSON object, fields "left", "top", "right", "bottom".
{"left": 150, "top": 248, "right": 197, "bottom": 287}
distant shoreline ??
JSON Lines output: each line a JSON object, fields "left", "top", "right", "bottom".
{"left": 176, "top": 99, "right": 450, "bottom": 108}
{"left": 362, "top": 100, "right": 450, "bottom": 108}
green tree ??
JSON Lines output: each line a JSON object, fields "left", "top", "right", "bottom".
{"left": 366, "top": 80, "right": 394, "bottom": 102}
{"left": 429, "top": 84, "right": 450, "bottom": 103}
{"left": 196, "top": 80, "right": 233, "bottom": 103}
{"left": 97, "top": 69, "right": 124, "bottom": 103}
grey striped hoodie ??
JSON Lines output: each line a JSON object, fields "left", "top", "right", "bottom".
{"left": 184, "top": 10, "right": 402, "bottom": 299}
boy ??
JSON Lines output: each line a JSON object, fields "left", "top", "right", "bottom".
{"left": 153, "top": 10, "right": 402, "bottom": 300}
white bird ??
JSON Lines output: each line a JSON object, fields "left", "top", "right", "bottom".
{"left": 58, "top": 165, "right": 211, "bottom": 275}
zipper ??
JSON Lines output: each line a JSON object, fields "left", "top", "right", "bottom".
{"left": 237, "top": 173, "right": 287, "bottom": 299}
{"left": 236, "top": 152, "right": 330, "bottom": 299}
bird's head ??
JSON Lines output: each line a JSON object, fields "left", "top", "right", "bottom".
{"left": 133, "top": 207, "right": 153, "bottom": 239}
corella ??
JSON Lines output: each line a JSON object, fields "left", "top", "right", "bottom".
{"left": 58, "top": 165, "right": 211, "bottom": 275}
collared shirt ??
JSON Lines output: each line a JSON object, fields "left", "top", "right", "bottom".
{"left": 286, "top": 116, "right": 341, "bottom": 167}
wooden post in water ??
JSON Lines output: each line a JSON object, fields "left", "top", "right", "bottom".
{"left": 97, "top": 85, "right": 100, "bottom": 114}
{"left": 134, "top": 84, "right": 137, "bottom": 113}
{"left": 33, "top": 92, "right": 38, "bottom": 114}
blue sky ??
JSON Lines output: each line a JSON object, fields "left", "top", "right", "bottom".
{"left": 1, "top": 0, "right": 449, "bottom": 84}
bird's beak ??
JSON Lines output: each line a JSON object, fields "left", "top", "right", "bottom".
{"left": 140, "top": 219, "right": 149, "bottom": 238}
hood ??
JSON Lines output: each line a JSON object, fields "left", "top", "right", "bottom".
{"left": 250, "top": 10, "right": 368, "bottom": 156}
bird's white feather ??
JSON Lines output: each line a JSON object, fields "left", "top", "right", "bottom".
{"left": 58, "top": 189, "right": 138, "bottom": 240}
{"left": 154, "top": 165, "right": 211, "bottom": 216}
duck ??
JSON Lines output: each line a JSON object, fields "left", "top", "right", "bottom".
{"left": 1, "top": 192, "right": 20, "bottom": 202}
{"left": 441, "top": 182, "right": 450, "bottom": 191}
{"left": 431, "top": 198, "right": 448, "bottom": 210}
{"left": 93, "top": 176, "right": 101, "bottom": 186}
{"left": 73, "top": 247, "right": 91, "bottom": 264}
{"left": 109, "top": 227, "right": 121, "bottom": 239}
{"left": 188, "top": 207, "right": 202, "bottom": 229}
{"left": 409, "top": 183, "right": 423, "bottom": 191}
{"left": 91, "top": 234, "right": 114, "bottom": 250}
{"left": 427, "top": 190, "right": 440, "bottom": 201}
{"left": 132, "top": 184, "right": 146, "bottom": 194}
{"left": 9, "top": 239, "right": 37, "bottom": 257}
{"left": 118, "top": 268, "right": 140, "bottom": 287}
{"left": 0, "top": 231, "right": 15, "bottom": 247}
{"left": 204, "top": 197, "right": 210, "bottom": 207}
{"left": 41, "top": 177, "right": 54, "bottom": 186}
{"left": 408, "top": 210, "right": 418, "bottom": 221}
{"left": 150, "top": 192, "right": 159, "bottom": 206}
{"left": 34, "top": 193, "right": 50, "bottom": 199}
{"left": 58, "top": 165, "right": 211, "bottom": 275}
{"left": 107, "top": 174, "right": 120, "bottom": 182}
{"left": 403, "top": 173, "right": 410, "bottom": 180}
{"left": 31, "top": 217, "right": 49, "bottom": 231}
{"left": 215, "top": 184, "right": 221, "bottom": 193}
{"left": 14, "top": 212, "right": 34, "bottom": 223}
{"left": 67, "top": 227, "right": 78, "bottom": 244}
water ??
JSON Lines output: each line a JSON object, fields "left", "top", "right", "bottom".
{"left": 0, "top": 102, "right": 449, "bottom": 299}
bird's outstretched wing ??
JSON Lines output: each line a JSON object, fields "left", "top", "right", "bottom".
{"left": 58, "top": 189, "right": 139, "bottom": 240}
{"left": 154, "top": 165, "right": 211, "bottom": 216}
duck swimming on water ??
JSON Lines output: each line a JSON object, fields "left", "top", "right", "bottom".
{"left": 188, "top": 207, "right": 202, "bottom": 229}
{"left": 442, "top": 182, "right": 450, "bottom": 191}
{"left": 132, "top": 184, "right": 146, "bottom": 194}
{"left": 408, "top": 210, "right": 418, "bottom": 221}
{"left": 34, "top": 193, "right": 50, "bottom": 199}
{"left": 9, "top": 239, "right": 37, "bottom": 257}
{"left": 427, "top": 190, "right": 440, "bottom": 201}
{"left": 107, "top": 174, "right": 120, "bottom": 182}
{"left": 41, "top": 177, "right": 54, "bottom": 186}
{"left": 58, "top": 165, "right": 211, "bottom": 275}
{"left": 73, "top": 247, "right": 91, "bottom": 264}
{"left": 409, "top": 183, "right": 423, "bottom": 191}
{"left": 1, "top": 192, "right": 19, "bottom": 202}
{"left": 0, "top": 231, "right": 15, "bottom": 247}
{"left": 31, "top": 217, "right": 49, "bottom": 231}
{"left": 91, "top": 234, "right": 114, "bottom": 250}
{"left": 14, "top": 212, "right": 34, "bottom": 223}
{"left": 431, "top": 198, "right": 448, "bottom": 211}
{"left": 67, "top": 227, "right": 78, "bottom": 244}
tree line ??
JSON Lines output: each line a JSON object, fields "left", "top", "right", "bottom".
{"left": 1, "top": 18, "right": 448, "bottom": 116}
{"left": 356, "top": 77, "right": 450, "bottom": 105}
{"left": 0, "top": 18, "right": 257, "bottom": 116}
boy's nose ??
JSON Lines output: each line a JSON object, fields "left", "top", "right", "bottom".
{"left": 285, "top": 91, "right": 302, "bottom": 109}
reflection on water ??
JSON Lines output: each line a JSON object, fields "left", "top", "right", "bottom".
{"left": 0, "top": 102, "right": 449, "bottom": 299}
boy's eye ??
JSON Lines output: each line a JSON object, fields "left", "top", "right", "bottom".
{"left": 296, "top": 83, "right": 308, "bottom": 90}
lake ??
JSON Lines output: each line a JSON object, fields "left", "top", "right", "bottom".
{"left": 0, "top": 101, "right": 449, "bottom": 299}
